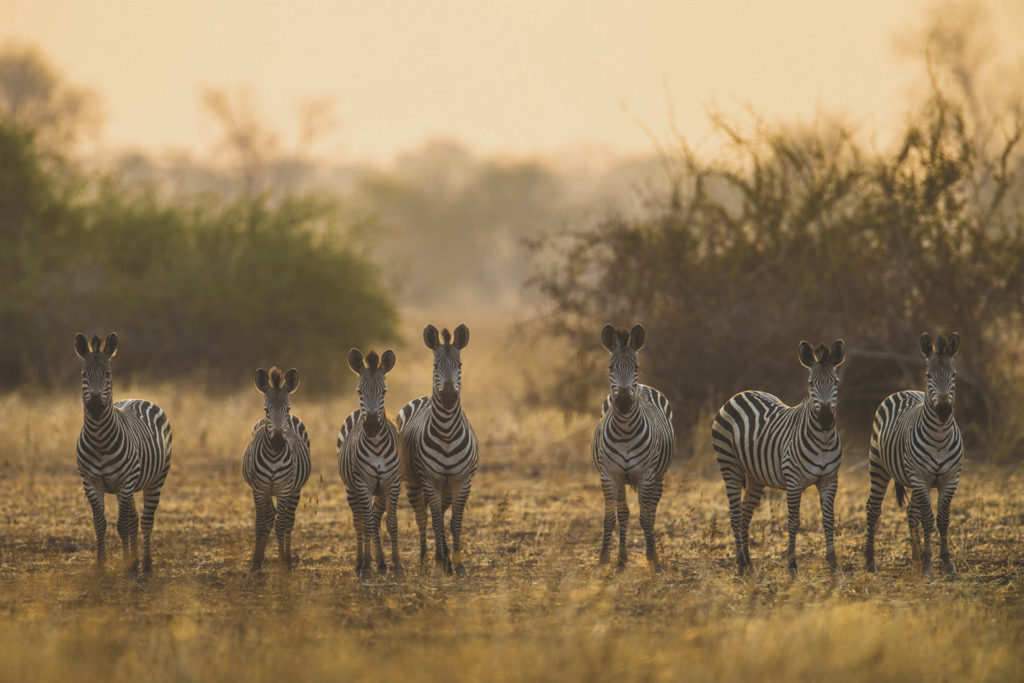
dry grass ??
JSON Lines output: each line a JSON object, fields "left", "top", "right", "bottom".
{"left": 2, "top": 324, "right": 1022, "bottom": 682}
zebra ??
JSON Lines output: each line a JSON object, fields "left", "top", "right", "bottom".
{"left": 865, "top": 332, "right": 963, "bottom": 576}
{"left": 74, "top": 332, "right": 172, "bottom": 575}
{"left": 241, "top": 367, "right": 311, "bottom": 571}
{"left": 396, "top": 324, "right": 478, "bottom": 577}
{"left": 338, "top": 348, "right": 404, "bottom": 578}
{"left": 711, "top": 339, "right": 846, "bottom": 575}
{"left": 591, "top": 323, "right": 674, "bottom": 573}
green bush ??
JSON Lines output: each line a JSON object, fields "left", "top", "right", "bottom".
{"left": 1, "top": 119, "right": 397, "bottom": 393}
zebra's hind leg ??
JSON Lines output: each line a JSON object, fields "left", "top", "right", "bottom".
{"left": 140, "top": 484, "right": 164, "bottom": 574}
{"left": 817, "top": 475, "right": 839, "bottom": 572}
{"left": 275, "top": 494, "right": 300, "bottom": 570}
{"left": 864, "top": 462, "right": 890, "bottom": 573}
{"left": 82, "top": 482, "right": 107, "bottom": 572}
{"left": 371, "top": 492, "right": 387, "bottom": 575}
{"left": 449, "top": 481, "right": 472, "bottom": 578}
{"left": 638, "top": 477, "right": 664, "bottom": 574}
{"left": 936, "top": 474, "right": 960, "bottom": 576}
{"left": 615, "top": 485, "right": 630, "bottom": 571}
{"left": 597, "top": 478, "right": 617, "bottom": 567}
{"left": 910, "top": 483, "right": 935, "bottom": 576}
{"left": 116, "top": 488, "right": 140, "bottom": 576}
{"left": 250, "top": 490, "right": 276, "bottom": 572}
{"left": 739, "top": 481, "right": 765, "bottom": 571}
{"left": 719, "top": 462, "right": 748, "bottom": 573}
{"left": 785, "top": 485, "right": 804, "bottom": 576}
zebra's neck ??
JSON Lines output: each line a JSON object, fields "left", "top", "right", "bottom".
{"left": 82, "top": 402, "right": 125, "bottom": 446}
{"left": 796, "top": 400, "right": 837, "bottom": 446}
{"left": 608, "top": 398, "right": 643, "bottom": 428}
{"left": 256, "top": 426, "right": 289, "bottom": 460}
{"left": 429, "top": 393, "right": 463, "bottom": 428}
{"left": 917, "top": 400, "right": 956, "bottom": 441}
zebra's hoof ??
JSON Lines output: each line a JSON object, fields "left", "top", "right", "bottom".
{"left": 392, "top": 565, "right": 406, "bottom": 579}
{"left": 615, "top": 563, "right": 627, "bottom": 574}
{"left": 921, "top": 563, "right": 933, "bottom": 576}
{"left": 788, "top": 563, "right": 798, "bottom": 577}
{"left": 454, "top": 564, "right": 468, "bottom": 578}
{"left": 944, "top": 561, "right": 957, "bottom": 577}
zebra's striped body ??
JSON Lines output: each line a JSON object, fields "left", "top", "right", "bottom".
{"left": 242, "top": 367, "right": 310, "bottom": 571}
{"left": 712, "top": 340, "right": 845, "bottom": 574}
{"left": 397, "top": 324, "right": 478, "bottom": 576}
{"left": 592, "top": 324, "right": 674, "bottom": 573}
{"left": 74, "top": 333, "right": 172, "bottom": 574}
{"left": 865, "top": 333, "right": 963, "bottom": 576}
{"left": 338, "top": 348, "right": 403, "bottom": 578}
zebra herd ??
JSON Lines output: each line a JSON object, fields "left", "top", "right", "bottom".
{"left": 73, "top": 324, "right": 963, "bottom": 578}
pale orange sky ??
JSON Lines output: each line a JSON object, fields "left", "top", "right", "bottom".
{"left": 2, "top": 0, "right": 1021, "bottom": 164}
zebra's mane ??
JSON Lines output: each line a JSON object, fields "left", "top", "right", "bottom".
{"left": 441, "top": 328, "right": 452, "bottom": 345}
{"left": 268, "top": 367, "right": 285, "bottom": 389}
{"left": 365, "top": 351, "right": 380, "bottom": 370}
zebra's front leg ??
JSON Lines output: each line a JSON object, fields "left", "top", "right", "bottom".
{"left": 82, "top": 482, "right": 107, "bottom": 571}
{"left": 449, "top": 481, "right": 472, "bottom": 578}
{"left": 275, "top": 494, "right": 300, "bottom": 570}
{"left": 817, "top": 475, "right": 838, "bottom": 572}
{"left": 935, "top": 474, "right": 959, "bottom": 577}
{"left": 597, "top": 478, "right": 617, "bottom": 566}
{"left": 911, "top": 484, "right": 935, "bottom": 575}
{"left": 140, "top": 484, "right": 163, "bottom": 575}
{"left": 739, "top": 481, "right": 764, "bottom": 571}
{"left": 386, "top": 479, "right": 404, "bottom": 578}
{"left": 864, "top": 463, "right": 890, "bottom": 573}
{"left": 423, "top": 482, "right": 449, "bottom": 575}
{"left": 405, "top": 481, "right": 429, "bottom": 567}
{"left": 250, "top": 490, "right": 276, "bottom": 572}
{"left": 346, "top": 488, "right": 366, "bottom": 577}
{"left": 615, "top": 485, "right": 630, "bottom": 571}
{"left": 116, "top": 489, "right": 140, "bottom": 575}
{"left": 638, "top": 477, "right": 664, "bottom": 574}
{"left": 785, "top": 485, "right": 803, "bottom": 575}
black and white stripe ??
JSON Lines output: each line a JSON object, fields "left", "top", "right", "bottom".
{"left": 396, "top": 324, "right": 478, "bottom": 577}
{"left": 712, "top": 339, "right": 846, "bottom": 574}
{"left": 591, "top": 324, "right": 674, "bottom": 573}
{"left": 338, "top": 348, "right": 403, "bottom": 578}
{"left": 865, "top": 332, "right": 963, "bottom": 576}
{"left": 74, "top": 333, "right": 172, "bottom": 575}
{"left": 242, "top": 366, "right": 311, "bottom": 571}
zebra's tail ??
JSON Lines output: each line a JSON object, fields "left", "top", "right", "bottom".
{"left": 894, "top": 482, "right": 906, "bottom": 508}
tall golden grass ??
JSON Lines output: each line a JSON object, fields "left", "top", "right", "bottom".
{"left": 1, "top": 318, "right": 1022, "bottom": 682}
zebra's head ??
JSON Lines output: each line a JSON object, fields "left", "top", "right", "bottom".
{"left": 349, "top": 348, "right": 396, "bottom": 437}
{"left": 74, "top": 332, "right": 118, "bottom": 418}
{"left": 424, "top": 324, "right": 468, "bottom": 411}
{"left": 798, "top": 339, "right": 846, "bottom": 431}
{"left": 254, "top": 366, "right": 299, "bottom": 445}
{"left": 602, "top": 323, "right": 645, "bottom": 414}
{"left": 920, "top": 332, "right": 960, "bottom": 423}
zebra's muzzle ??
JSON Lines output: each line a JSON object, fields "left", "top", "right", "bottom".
{"left": 936, "top": 401, "right": 953, "bottom": 422}
{"left": 818, "top": 407, "right": 834, "bottom": 431}
{"left": 85, "top": 394, "right": 105, "bottom": 417}
{"left": 439, "top": 383, "right": 459, "bottom": 410}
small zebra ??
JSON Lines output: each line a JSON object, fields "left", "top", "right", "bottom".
{"left": 241, "top": 367, "right": 311, "bottom": 571}
{"left": 591, "top": 324, "right": 674, "bottom": 573}
{"left": 396, "top": 324, "right": 478, "bottom": 577}
{"left": 338, "top": 349, "right": 404, "bottom": 578}
{"left": 74, "top": 333, "right": 172, "bottom": 575}
{"left": 865, "top": 333, "right": 963, "bottom": 576}
{"left": 712, "top": 339, "right": 846, "bottom": 574}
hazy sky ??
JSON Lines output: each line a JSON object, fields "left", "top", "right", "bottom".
{"left": 2, "top": 0, "right": 1021, "bottom": 164}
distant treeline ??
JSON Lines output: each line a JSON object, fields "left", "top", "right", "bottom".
{"left": 0, "top": 119, "right": 397, "bottom": 392}
{"left": 530, "top": 85, "right": 1024, "bottom": 459}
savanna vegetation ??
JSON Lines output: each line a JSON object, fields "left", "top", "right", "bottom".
{"left": 2, "top": 4, "right": 1024, "bottom": 682}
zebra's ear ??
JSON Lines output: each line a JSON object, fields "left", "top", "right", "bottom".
{"left": 103, "top": 333, "right": 118, "bottom": 358}
{"left": 348, "top": 348, "right": 365, "bottom": 374}
{"left": 798, "top": 341, "right": 815, "bottom": 368}
{"left": 380, "top": 349, "right": 396, "bottom": 373}
{"left": 830, "top": 340, "right": 846, "bottom": 367}
{"left": 254, "top": 368, "right": 270, "bottom": 393}
{"left": 423, "top": 325, "right": 440, "bottom": 350}
{"left": 601, "top": 324, "right": 616, "bottom": 351}
{"left": 284, "top": 368, "right": 299, "bottom": 393}
{"left": 74, "top": 333, "right": 90, "bottom": 359}
{"left": 453, "top": 324, "right": 469, "bottom": 350}
{"left": 945, "top": 332, "right": 960, "bottom": 357}
{"left": 629, "top": 324, "right": 646, "bottom": 351}
{"left": 920, "top": 333, "right": 934, "bottom": 357}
